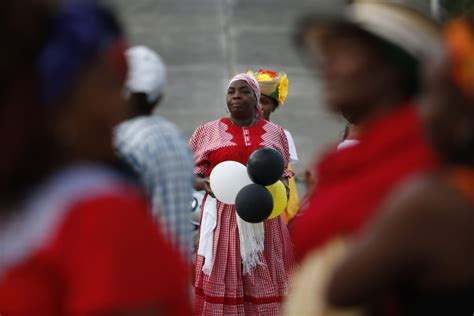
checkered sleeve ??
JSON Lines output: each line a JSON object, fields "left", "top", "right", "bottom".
{"left": 189, "top": 124, "right": 210, "bottom": 176}
{"left": 147, "top": 129, "right": 195, "bottom": 261}
{"left": 114, "top": 118, "right": 195, "bottom": 261}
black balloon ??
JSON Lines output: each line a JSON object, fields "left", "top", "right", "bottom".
{"left": 247, "top": 147, "right": 284, "bottom": 186}
{"left": 235, "top": 184, "right": 273, "bottom": 223}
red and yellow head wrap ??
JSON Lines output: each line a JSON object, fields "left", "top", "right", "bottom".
{"left": 247, "top": 69, "right": 289, "bottom": 105}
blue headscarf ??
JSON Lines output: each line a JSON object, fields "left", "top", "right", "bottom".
{"left": 37, "top": 0, "right": 123, "bottom": 105}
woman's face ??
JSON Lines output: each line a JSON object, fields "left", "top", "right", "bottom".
{"left": 260, "top": 94, "right": 278, "bottom": 120}
{"left": 226, "top": 80, "right": 256, "bottom": 121}
{"left": 317, "top": 35, "right": 387, "bottom": 122}
{"left": 54, "top": 53, "right": 128, "bottom": 163}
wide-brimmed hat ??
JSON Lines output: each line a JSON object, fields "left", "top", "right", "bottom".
{"left": 298, "top": 0, "right": 441, "bottom": 62}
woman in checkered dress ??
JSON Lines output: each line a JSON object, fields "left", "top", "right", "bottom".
{"left": 190, "top": 73, "right": 296, "bottom": 315}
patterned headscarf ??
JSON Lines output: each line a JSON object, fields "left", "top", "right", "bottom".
{"left": 444, "top": 18, "right": 474, "bottom": 100}
{"left": 228, "top": 73, "right": 263, "bottom": 116}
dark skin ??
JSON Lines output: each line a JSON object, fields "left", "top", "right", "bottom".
{"left": 0, "top": 78, "right": 59, "bottom": 213}
{"left": 195, "top": 80, "right": 258, "bottom": 196}
{"left": 0, "top": 1, "right": 168, "bottom": 314}
{"left": 327, "top": 176, "right": 474, "bottom": 308}
{"left": 423, "top": 55, "right": 474, "bottom": 165}
{"left": 195, "top": 81, "right": 291, "bottom": 198}
{"left": 260, "top": 94, "right": 278, "bottom": 121}
{"left": 0, "top": 0, "right": 60, "bottom": 212}
{"left": 127, "top": 92, "right": 162, "bottom": 118}
{"left": 2, "top": 57, "right": 165, "bottom": 316}
{"left": 52, "top": 54, "right": 128, "bottom": 164}
{"left": 327, "top": 52, "right": 474, "bottom": 309}
{"left": 304, "top": 26, "right": 412, "bottom": 126}
{"left": 58, "top": 58, "right": 172, "bottom": 316}
{"left": 226, "top": 80, "right": 258, "bottom": 125}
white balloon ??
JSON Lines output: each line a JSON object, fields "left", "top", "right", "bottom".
{"left": 210, "top": 161, "right": 253, "bottom": 204}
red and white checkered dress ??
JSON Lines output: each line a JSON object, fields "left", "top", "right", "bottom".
{"left": 189, "top": 117, "right": 296, "bottom": 315}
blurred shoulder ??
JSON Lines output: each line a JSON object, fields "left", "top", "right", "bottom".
{"left": 377, "top": 173, "right": 462, "bottom": 230}
{"left": 118, "top": 115, "right": 180, "bottom": 135}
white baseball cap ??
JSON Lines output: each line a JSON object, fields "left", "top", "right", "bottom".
{"left": 125, "top": 45, "right": 166, "bottom": 103}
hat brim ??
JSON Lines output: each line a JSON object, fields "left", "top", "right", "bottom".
{"left": 295, "top": 1, "right": 440, "bottom": 62}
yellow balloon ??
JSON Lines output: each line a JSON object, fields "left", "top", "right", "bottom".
{"left": 265, "top": 180, "right": 288, "bottom": 219}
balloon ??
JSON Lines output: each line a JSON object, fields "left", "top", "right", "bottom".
{"left": 235, "top": 184, "right": 273, "bottom": 223}
{"left": 210, "top": 161, "right": 253, "bottom": 204}
{"left": 247, "top": 147, "right": 285, "bottom": 186}
{"left": 265, "top": 180, "right": 288, "bottom": 219}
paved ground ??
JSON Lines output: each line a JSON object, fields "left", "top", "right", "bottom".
{"left": 107, "top": 0, "right": 349, "bottom": 193}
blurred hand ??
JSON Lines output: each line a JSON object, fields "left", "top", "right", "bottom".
{"left": 195, "top": 176, "right": 215, "bottom": 198}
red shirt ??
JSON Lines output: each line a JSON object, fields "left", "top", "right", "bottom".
{"left": 291, "top": 105, "right": 440, "bottom": 261}
{"left": 0, "top": 165, "right": 191, "bottom": 316}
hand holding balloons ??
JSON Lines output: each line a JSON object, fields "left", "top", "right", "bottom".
{"left": 210, "top": 149, "right": 289, "bottom": 222}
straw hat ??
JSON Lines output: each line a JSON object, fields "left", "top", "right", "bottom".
{"left": 299, "top": 0, "right": 441, "bottom": 61}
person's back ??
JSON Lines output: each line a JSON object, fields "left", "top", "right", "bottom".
{"left": 0, "top": 164, "right": 190, "bottom": 316}
{"left": 326, "top": 173, "right": 474, "bottom": 316}
{"left": 398, "top": 177, "right": 474, "bottom": 315}
{"left": 115, "top": 114, "right": 194, "bottom": 255}
{"left": 114, "top": 46, "right": 194, "bottom": 260}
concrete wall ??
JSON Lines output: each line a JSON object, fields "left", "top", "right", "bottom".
{"left": 108, "top": 0, "right": 346, "bottom": 185}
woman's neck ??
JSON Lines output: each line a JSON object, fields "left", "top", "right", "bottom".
{"left": 229, "top": 116, "right": 257, "bottom": 127}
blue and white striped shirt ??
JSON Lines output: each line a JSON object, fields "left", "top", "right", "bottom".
{"left": 114, "top": 115, "right": 194, "bottom": 260}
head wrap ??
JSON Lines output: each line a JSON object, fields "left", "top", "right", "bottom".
{"left": 37, "top": 0, "right": 125, "bottom": 105}
{"left": 228, "top": 73, "right": 262, "bottom": 116}
{"left": 247, "top": 69, "right": 289, "bottom": 105}
{"left": 444, "top": 18, "right": 474, "bottom": 100}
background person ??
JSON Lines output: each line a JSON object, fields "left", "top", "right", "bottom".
{"left": 114, "top": 45, "right": 194, "bottom": 261}
{"left": 190, "top": 73, "right": 296, "bottom": 315}
{"left": 248, "top": 69, "right": 300, "bottom": 224}
{"left": 0, "top": 1, "right": 191, "bottom": 315}
{"left": 291, "top": 0, "right": 441, "bottom": 262}
{"left": 326, "top": 16, "right": 474, "bottom": 316}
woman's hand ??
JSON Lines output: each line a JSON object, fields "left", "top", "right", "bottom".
{"left": 195, "top": 176, "right": 215, "bottom": 198}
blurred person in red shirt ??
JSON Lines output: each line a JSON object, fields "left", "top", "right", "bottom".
{"left": 291, "top": 0, "right": 441, "bottom": 262}
{"left": 0, "top": 1, "right": 190, "bottom": 315}
{"left": 326, "top": 16, "right": 474, "bottom": 316}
